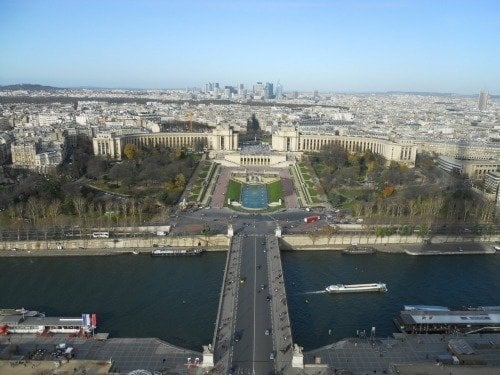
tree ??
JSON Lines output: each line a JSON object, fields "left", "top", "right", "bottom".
{"left": 165, "top": 180, "right": 176, "bottom": 191}
{"left": 174, "top": 148, "right": 186, "bottom": 159}
{"left": 86, "top": 157, "right": 108, "bottom": 180}
{"left": 382, "top": 186, "right": 395, "bottom": 198}
{"left": 26, "top": 197, "right": 41, "bottom": 226}
{"left": 47, "top": 200, "right": 62, "bottom": 230}
{"left": 124, "top": 143, "right": 139, "bottom": 160}
{"left": 319, "top": 144, "right": 348, "bottom": 171}
{"left": 247, "top": 114, "right": 260, "bottom": 133}
{"left": 193, "top": 139, "right": 207, "bottom": 152}
{"left": 175, "top": 173, "right": 186, "bottom": 189}
{"left": 109, "top": 161, "right": 136, "bottom": 186}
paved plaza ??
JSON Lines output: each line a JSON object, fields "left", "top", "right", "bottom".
{"left": 0, "top": 335, "right": 201, "bottom": 374}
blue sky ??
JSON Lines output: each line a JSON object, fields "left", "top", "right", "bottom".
{"left": 0, "top": 0, "right": 499, "bottom": 93}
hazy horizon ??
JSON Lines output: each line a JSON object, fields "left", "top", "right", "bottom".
{"left": 1, "top": 82, "right": 497, "bottom": 96}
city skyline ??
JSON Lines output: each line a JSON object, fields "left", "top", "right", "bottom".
{"left": 1, "top": 0, "right": 499, "bottom": 94}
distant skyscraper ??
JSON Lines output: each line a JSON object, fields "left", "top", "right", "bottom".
{"left": 293, "top": 91, "right": 298, "bottom": 99}
{"left": 253, "top": 82, "right": 264, "bottom": 97}
{"left": 275, "top": 81, "right": 283, "bottom": 99}
{"left": 264, "top": 82, "right": 274, "bottom": 99}
{"left": 238, "top": 84, "right": 246, "bottom": 99}
{"left": 478, "top": 91, "right": 489, "bottom": 111}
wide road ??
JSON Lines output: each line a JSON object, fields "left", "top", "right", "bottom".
{"left": 230, "top": 234, "right": 274, "bottom": 375}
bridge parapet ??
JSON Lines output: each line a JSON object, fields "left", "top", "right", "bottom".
{"left": 266, "top": 235, "right": 296, "bottom": 372}
{"left": 212, "top": 236, "right": 242, "bottom": 373}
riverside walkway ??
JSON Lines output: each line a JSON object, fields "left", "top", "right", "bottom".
{"left": 212, "top": 234, "right": 294, "bottom": 374}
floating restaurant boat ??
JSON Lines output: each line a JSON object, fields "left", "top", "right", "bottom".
{"left": 0, "top": 310, "right": 96, "bottom": 336}
{"left": 395, "top": 306, "right": 500, "bottom": 334}
{"left": 151, "top": 248, "right": 205, "bottom": 257}
{"left": 325, "top": 283, "right": 387, "bottom": 293}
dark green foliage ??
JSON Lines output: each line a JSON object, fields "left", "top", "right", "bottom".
{"left": 0, "top": 146, "right": 200, "bottom": 230}
{"left": 313, "top": 145, "right": 493, "bottom": 224}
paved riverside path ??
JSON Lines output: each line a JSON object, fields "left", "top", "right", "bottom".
{"left": 0, "top": 335, "right": 201, "bottom": 374}
{"left": 212, "top": 231, "right": 295, "bottom": 374}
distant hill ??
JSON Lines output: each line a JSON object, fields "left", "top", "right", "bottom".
{"left": 0, "top": 83, "right": 62, "bottom": 91}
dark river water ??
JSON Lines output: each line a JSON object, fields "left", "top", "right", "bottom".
{"left": 1, "top": 251, "right": 499, "bottom": 351}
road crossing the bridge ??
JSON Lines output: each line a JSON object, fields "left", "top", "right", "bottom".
{"left": 212, "top": 233, "right": 294, "bottom": 374}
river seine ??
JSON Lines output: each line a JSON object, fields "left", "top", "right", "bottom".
{"left": 1, "top": 251, "right": 499, "bottom": 351}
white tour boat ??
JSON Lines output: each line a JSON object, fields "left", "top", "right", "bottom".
{"left": 325, "top": 283, "right": 387, "bottom": 293}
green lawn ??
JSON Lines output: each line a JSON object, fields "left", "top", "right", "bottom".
{"left": 197, "top": 162, "right": 211, "bottom": 178}
{"left": 226, "top": 179, "right": 242, "bottom": 203}
{"left": 186, "top": 161, "right": 213, "bottom": 202}
{"left": 188, "top": 185, "right": 202, "bottom": 200}
{"left": 308, "top": 187, "right": 317, "bottom": 195}
{"left": 267, "top": 180, "right": 284, "bottom": 203}
{"left": 191, "top": 185, "right": 201, "bottom": 196}
{"left": 314, "top": 163, "right": 327, "bottom": 175}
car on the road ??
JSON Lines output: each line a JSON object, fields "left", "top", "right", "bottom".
{"left": 234, "top": 333, "right": 241, "bottom": 342}
{"left": 265, "top": 329, "right": 270, "bottom": 335}
{"left": 240, "top": 277, "right": 246, "bottom": 284}
{"left": 260, "top": 284, "right": 266, "bottom": 290}
{"left": 257, "top": 264, "right": 261, "bottom": 270}
{"left": 269, "top": 351, "right": 275, "bottom": 360}
{"left": 266, "top": 295, "right": 272, "bottom": 301}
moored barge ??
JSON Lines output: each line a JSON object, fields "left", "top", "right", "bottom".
{"left": 342, "top": 245, "right": 376, "bottom": 254}
{"left": 394, "top": 306, "right": 500, "bottom": 334}
{"left": 0, "top": 310, "right": 96, "bottom": 336}
{"left": 151, "top": 248, "right": 205, "bottom": 257}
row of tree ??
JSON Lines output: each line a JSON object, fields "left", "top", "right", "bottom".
{"left": 0, "top": 137, "right": 199, "bottom": 230}
{"left": 313, "top": 145, "right": 496, "bottom": 224}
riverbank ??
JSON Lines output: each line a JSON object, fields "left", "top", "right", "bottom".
{"left": 279, "top": 233, "right": 500, "bottom": 253}
{"left": 1, "top": 233, "right": 499, "bottom": 256}
{"left": 0, "top": 234, "right": 230, "bottom": 257}
{"left": 0, "top": 246, "right": 227, "bottom": 257}
{"left": 1, "top": 242, "right": 497, "bottom": 258}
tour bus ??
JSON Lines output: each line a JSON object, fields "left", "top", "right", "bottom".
{"left": 92, "top": 231, "right": 109, "bottom": 238}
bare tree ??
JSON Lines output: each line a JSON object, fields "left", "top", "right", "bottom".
{"left": 26, "top": 197, "right": 39, "bottom": 226}
{"left": 121, "top": 199, "right": 129, "bottom": 225}
{"left": 47, "top": 200, "right": 62, "bottom": 236}
{"left": 73, "top": 196, "right": 86, "bottom": 220}
{"left": 73, "top": 196, "right": 86, "bottom": 237}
